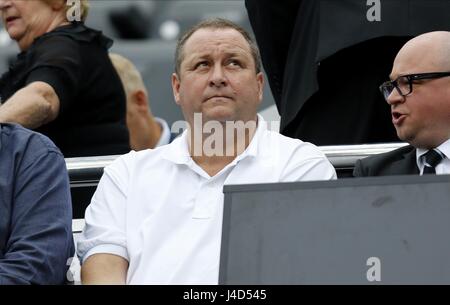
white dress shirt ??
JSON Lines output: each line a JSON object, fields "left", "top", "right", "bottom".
{"left": 77, "top": 116, "right": 337, "bottom": 284}
{"left": 416, "top": 139, "right": 450, "bottom": 175}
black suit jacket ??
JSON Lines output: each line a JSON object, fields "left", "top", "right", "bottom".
{"left": 353, "top": 145, "right": 420, "bottom": 177}
{"left": 245, "top": 0, "right": 450, "bottom": 145}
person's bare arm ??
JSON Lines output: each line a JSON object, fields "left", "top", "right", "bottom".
{"left": 0, "top": 81, "right": 60, "bottom": 129}
{"left": 81, "top": 254, "right": 129, "bottom": 285}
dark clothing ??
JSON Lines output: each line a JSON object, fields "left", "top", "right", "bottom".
{"left": 0, "top": 123, "right": 74, "bottom": 284}
{"left": 0, "top": 22, "right": 130, "bottom": 157}
{"left": 353, "top": 145, "right": 419, "bottom": 177}
{"left": 245, "top": 0, "right": 450, "bottom": 145}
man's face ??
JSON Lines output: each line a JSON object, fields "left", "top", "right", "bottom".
{"left": 172, "top": 28, "right": 263, "bottom": 127}
{"left": 386, "top": 44, "right": 450, "bottom": 148}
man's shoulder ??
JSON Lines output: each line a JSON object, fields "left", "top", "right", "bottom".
{"left": 1, "top": 123, "right": 61, "bottom": 153}
{"left": 354, "top": 144, "right": 416, "bottom": 176}
{"left": 261, "top": 129, "right": 328, "bottom": 160}
{"left": 360, "top": 145, "right": 414, "bottom": 165}
{"left": 106, "top": 142, "right": 174, "bottom": 170}
{"left": 255, "top": 129, "right": 335, "bottom": 181}
{"left": 0, "top": 124, "right": 64, "bottom": 174}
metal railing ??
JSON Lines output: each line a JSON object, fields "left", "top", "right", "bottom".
{"left": 67, "top": 142, "right": 409, "bottom": 219}
{"left": 66, "top": 142, "right": 409, "bottom": 178}
{"left": 319, "top": 142, "right": 408, "bottom": 168}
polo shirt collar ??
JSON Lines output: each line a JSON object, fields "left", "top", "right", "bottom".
{"left": 163, "top": 130, "right": 191, "bottom": 165}
{"left": 163, "top": 114, "right": 265, "bottom": 165}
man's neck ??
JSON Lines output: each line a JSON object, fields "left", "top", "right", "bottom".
{"left": 188, "top": 120, "right": 258, "bottom": 177}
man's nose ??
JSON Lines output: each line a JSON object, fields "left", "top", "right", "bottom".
{"left": 386, "top": 87, "right": 405, "bottom": 106}
{"left": 209, "top": 64, "right": 227, "bottom": 87}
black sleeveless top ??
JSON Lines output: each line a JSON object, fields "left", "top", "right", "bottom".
{"left": 0, "top": 22, "right": 130, "bottom": 157}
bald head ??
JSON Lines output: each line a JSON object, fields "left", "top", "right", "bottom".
{"left": 393, "top": 31, "right": 450, "bottom": 75}
{"left": 109, "top": 53, "right": 147, "bottom": 97}
{"left": 388, "top": 31, "right": 450, "bottom": 149}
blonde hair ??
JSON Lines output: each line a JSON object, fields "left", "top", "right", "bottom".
{"left": 109, "top": 53, "right": 147, "bottom": 97}
{"left": 43, "top": 0, "right": 90, "bottom": 22}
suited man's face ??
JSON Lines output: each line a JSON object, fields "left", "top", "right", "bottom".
{"left": 385, "top": 34, "right": 450, "bottom": 149}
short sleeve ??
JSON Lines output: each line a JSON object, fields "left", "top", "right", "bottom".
{"left": 25, "top": 35, "right": 82, "bottom": 117}
{"left": 280, "top": 143, "right": 337, "bottom": 182}
{"left": 77, "top": 152, "right": 136, "bottom": 264}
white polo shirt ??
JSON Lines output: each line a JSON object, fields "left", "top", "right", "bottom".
{"left": 77, "top": 117, "right": 337, "bottom": 284}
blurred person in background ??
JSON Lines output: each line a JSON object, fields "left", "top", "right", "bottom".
{"left": 110, "top": 53, "right": 172, "bottom": 151}
{"left": 0, "top": 0, "right": 129, "bottom": 157}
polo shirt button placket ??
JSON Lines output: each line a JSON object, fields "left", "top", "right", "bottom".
{"left": 192, "top": 182, "right": 214, "bottom": 219}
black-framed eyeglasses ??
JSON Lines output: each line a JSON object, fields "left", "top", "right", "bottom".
{"left": 379, "top": 72, "right": 450, "bottom": 101}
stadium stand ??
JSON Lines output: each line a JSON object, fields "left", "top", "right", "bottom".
{"left": 84, "top": 0, "right": 157, "bottom": 39}
{"left": 149, "top": 0, "right": 251, "bottom": 41}
{"left": 1, "top": 0, "right": 446, "bottom": 286}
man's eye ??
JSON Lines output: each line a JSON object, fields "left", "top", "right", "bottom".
{"left": 195, "top": 61, "right": 209, "bottom": 69}
{"left": 410, "top": 77, "right": 423, "bottom": 84}
{"left": 228, "top": 60, "right": 241, "bottom": 67}
{"left": 397, "top": 77, "right": 409, "bottom": 86}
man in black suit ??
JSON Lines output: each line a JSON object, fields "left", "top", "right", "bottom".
{"left": 245, "top": 0, "right": 450, "bottom": 145}
{"left": 354, "top": 31, "right": 450, "bottom": 177}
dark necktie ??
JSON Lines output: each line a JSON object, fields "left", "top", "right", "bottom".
{"left": 422, "top": 149, "right": 444, "bottom": 175}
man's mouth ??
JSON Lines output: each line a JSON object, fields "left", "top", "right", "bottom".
{"left": 205, "top": 95, "right": 232, "bottom": 102}
{"left": 5, "top": 16, "right": 19, "bottom": 25}
{"left": 392, "top": 111, "right": 407, "bottom": 125}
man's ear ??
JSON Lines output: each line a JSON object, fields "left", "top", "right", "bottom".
{"left": 256, "top": 72, "right": 264, "bottom": 104}
{"left": 132, "top": 90, "right": 149, "bottom": 113}
{"left": 172, "top": 73, "right": 181, "bottom": 105}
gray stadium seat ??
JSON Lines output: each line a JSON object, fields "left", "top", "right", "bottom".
{"left": 150, "top": 0, "right": 251, "bottom": 41}
{"left": 0, "top": 37, "right": 19, "bottom": 76}
{"left": 85, "top": 0, "right": 157, "bottom": 39}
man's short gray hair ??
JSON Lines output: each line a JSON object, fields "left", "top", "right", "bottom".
{"left": 174, "top": 18, "right": 262, "bottom": 76}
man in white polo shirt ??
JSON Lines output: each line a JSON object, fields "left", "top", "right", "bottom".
{"left": 77, "top": 18, "right": 336, "bottom": 284}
